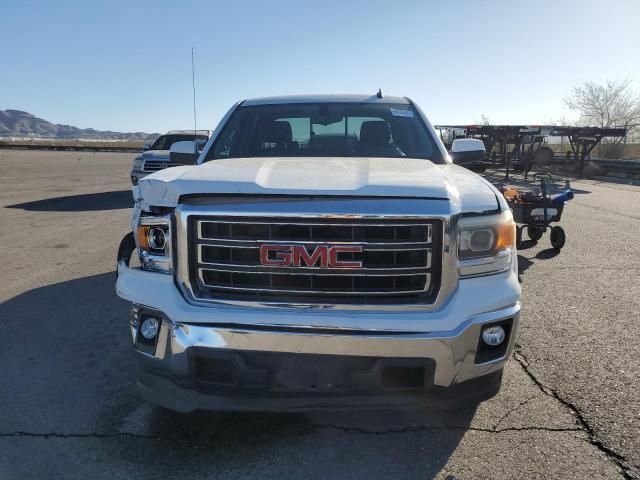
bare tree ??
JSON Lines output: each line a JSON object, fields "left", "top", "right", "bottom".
{"left": 546, "top": 116, "right": 570, "bottom": 127}
{"left": 476, "top": 114, "right": 491, "bottom": 126}
{"left": 564, "top": 78, "right": 640, "bottom": 137}
{"left": 564, "top": 79, "right": 640, "bottom": 158}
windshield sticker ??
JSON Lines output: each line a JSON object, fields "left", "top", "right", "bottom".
{"left": 390, "top": 108, "right": 414, "bottom": 117}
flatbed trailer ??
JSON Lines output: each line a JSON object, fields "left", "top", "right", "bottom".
{"left": 435, "top": 125, "right": 627, "bottom": 179}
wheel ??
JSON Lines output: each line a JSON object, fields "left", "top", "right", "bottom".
{"left": 527, "top": 226, "right": 544, "bottom": 242}
{"left": 515, "top": 226, "right": 523, "bottom": 248}
{"left": 534, "top": 146, "right": 554, "bottom": 167}
{"left": 550, "top": 226, "right": 566, "bottom": 250}
{"left": 116, "top": 232, "right": 136, "bottom": 280}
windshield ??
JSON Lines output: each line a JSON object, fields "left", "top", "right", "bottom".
{"left": 206, "top": 103, "right": 444, "bottom": 163}
{"left": 150, "top": 134, "right": 208, "bottom": 151}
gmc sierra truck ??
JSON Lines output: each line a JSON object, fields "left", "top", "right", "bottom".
{"left": 116, "top": 94, "right": 520, "bottom": 412}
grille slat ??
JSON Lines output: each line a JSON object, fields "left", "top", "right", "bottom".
{"left": 199, "top": 220, "right": 432, "bottom": 244}
{"left": 197, "top": 239, "right": 430, "bottom": 250}
{"left": 143, "top": 161, "right": 182, "bottom": 172}
{"left": 199, "top": 269, "right": 430, "bottom": 295}
{"left": 189, "top": 216, "right": 441, "bottom": 304}
{"left": 200, "top": 267, "right": 430, "bottom": 277}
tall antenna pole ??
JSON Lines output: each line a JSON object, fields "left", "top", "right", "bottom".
{"left": 191, "top": 46, "right": 197, "bottom": 152}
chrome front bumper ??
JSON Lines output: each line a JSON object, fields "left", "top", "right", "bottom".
{"left": 128, "top": 300, "right": 519, "bottom": 411}
{"left": 135, "top": 301, "right": 518, "bottom": 381}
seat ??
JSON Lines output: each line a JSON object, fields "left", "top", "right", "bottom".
{"left": 257, "top": 121, "right": 299, "bottom": 155}
{"left": 357, "top": 121, "right": 400, "bottom": 157}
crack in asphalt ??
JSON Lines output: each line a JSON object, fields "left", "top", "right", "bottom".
{"left": 493, "top": 394, "right": 538, "bottom": 431}
{"left": 309, "top": 423, "right": 581, "bottom": 435}
{"left": 513, "top": 345, "right": 637, "bottom": 480}
{"left": 0, "top": 424, "right": 583, "bottom": 444}
{"left": 2, "top": 349, "right": 636, "bottom": 478}
{"left": 0, "top": 431, "right": 175, "bottom": 442}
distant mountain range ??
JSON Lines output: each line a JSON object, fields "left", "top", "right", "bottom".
{"left": 0, "top": 109, "right": 159, "bottom": 140}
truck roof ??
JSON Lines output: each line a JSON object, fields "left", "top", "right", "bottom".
{"left": 242, "top": 94, "right": 411, "bottom": 106}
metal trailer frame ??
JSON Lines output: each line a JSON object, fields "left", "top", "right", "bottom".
{"left": 435, "top": 125, "right": 626, "bottom": 179}
{"left": 544, "top": 127, "right": 626, "bottom": 178}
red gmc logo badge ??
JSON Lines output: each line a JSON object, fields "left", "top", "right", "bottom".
{"left": 259, "top": 244, "right": 363, "bottom": 268}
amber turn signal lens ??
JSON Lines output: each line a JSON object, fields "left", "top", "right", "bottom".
{"left": 495, "top": 221, "right": 515, "bottom": 250}
{"left": 135, "top": 225, "right": 150, "bottom": 249}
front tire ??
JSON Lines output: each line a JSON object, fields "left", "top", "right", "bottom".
{"left": 550, "top": 226, "right": 566, "bottom": 250}
{"left": 527, "top": 226, "right": 544, "bottom": 242}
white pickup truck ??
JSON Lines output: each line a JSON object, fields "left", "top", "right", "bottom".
{"left": 130, "top": 130, "right": 210, "bottom": 185}
{"left": 116, "top": 94, "right": 520, "bottom": 412}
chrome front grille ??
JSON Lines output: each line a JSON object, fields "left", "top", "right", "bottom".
{"left": 188, "top": 216, "right": 442, "bottom": 304}
{"left": 142, "top": 160, "right": 181, "bottom": 172}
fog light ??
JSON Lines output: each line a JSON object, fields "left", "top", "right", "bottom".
{"left": 140, "top": 317, "right": 159, "bottom": 340}
{"left": 482, "top": 325, "right": 506, "bottom": 346}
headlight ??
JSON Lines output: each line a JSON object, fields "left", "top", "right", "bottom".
{"left": 134, "top": 214, "right": 172, "bottom": 273}
{"left": 458, "top": 211, "right": 515, "bottom": 277}
{"left": 132, "top": 157, "right": 144, "bottom": 171}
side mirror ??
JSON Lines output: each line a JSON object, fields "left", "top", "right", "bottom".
{"left": 169, "top": 141, "right": 200, "bottom": 164}
{"left": 143, "top": 143, "right": 151, "bottom": 151}
{"left": 450, "top": 138, "right": 486, "bottom": 167}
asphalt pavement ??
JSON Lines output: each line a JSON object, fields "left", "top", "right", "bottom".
{"left": 0, "top": 149, "right": 638, "bottom": 479}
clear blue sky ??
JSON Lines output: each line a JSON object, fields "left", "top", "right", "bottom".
{"left": 2, "top": 0, "right": 639, "bottom": 133}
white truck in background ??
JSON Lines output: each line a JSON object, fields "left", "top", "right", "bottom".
{"left": 130, "top": 130, "right": 210, "bottom": 185}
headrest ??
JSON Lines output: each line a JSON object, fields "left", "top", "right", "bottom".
{"left": 360, "top": 121, "right": 391, "bottom": 144}
{"left": 262, "top": 121, "right": 292, "bottom": 143}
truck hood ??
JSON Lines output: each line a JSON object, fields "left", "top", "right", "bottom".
{"left": 142, "top": 150, "right": 170, "bottom": 160}
{"left": 135, "top": 157, "right": 501, "bottom": 214}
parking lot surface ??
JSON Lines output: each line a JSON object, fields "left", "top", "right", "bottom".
{"left": 1, "top": 149, "right": 638, "bottom": 479}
